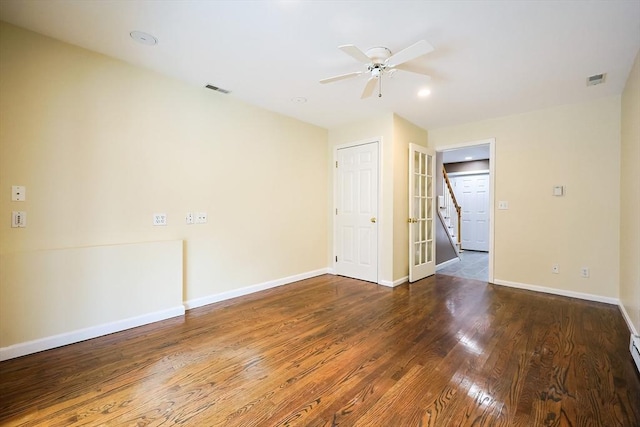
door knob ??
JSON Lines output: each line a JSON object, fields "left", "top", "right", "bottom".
{"left": 370, "top": 217, "right": 376, "bottom": 223}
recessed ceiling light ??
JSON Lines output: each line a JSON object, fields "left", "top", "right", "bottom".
{"left": 130, "top": 31, "right": 157, "bottom": 46}
{"left": 418, "top": 88, "right": 431, "bottom": 97}
{"left": 291, "top": 97, "right": 307, "bottom": 104}
{"left": 464, "top": 156, "right": 473, "bottom": 160}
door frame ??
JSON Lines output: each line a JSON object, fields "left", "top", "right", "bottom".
{"left": 434, "top": 138, "right": 495, "bottom": 283}
{"left": 333, "top": 138, "right": 383, "bottom": 284}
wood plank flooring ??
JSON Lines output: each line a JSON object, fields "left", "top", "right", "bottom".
{"left": 1, "top": 274, "right": 639, "bottom": 426}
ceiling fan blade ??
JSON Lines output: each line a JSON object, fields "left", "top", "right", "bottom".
{"left": 386, "top": 40, "right": 434, "bottom": 67}
{"left": 339, "top": 44, "right": 371, "bottom": 63}
{"left": 319, "top": 71, "right": 363, "bottom": 84}
{"left": 395, "top": 63, "right": 432, "bottom": 78}
{"left": 361, "top": 76, "right": 377, "bottom": 99}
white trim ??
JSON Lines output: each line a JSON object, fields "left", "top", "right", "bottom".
{"left": 619, "top": 302, "right": 639, "bottom": 336}
{"left": 379, "top": 275, "right": 408, "bottom": 288}
{"left": 327, "top": 268, "right": 336, "bottom": 275}
{"left": 333, "top": 138, "right": 382, "bottom": 284}
{"left": 436, "top": 257, "right": 460, "bottom": 270}
{"left": 492, "top": 279, "right": 619, "bottom": 305}
{"left": 0, "top": 305, "right": 186, "bottom": 362}
{"left": 435, "top": 138, "right": 495, "bottom": 284}
{"left": 184, "top": 268, "right": 329, "bottom": 310}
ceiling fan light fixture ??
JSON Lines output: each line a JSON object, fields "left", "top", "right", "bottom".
{"left": 321, "top": 40, "right": 435, "bottom": 99}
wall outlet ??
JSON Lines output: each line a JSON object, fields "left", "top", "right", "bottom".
{"left": 11, "top": 211, "right": 26, "bottom": 228}
{"left": 153, "top": 213, "right": 167, "bottom": 226}
{"left": 195, "top": 212, "right": 207, "bottom": 224}
{"left": 552, "top": 264, "right": 559, "bottom": 274}
{"left": 498, "top": 201, "right": 509, "bottom": 210}
{"left": 186, "top": 212, "right": 194, "bottom": 224}
{"left": 581, "top": 267, "right": 590, "bottom": 278}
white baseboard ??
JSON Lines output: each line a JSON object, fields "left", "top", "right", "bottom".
{"left": 184, "top": 268, "right": 329, "bottom": 310}
{"left": 436, "top": 257, "right": 460, "bottom": 270}
{"left": 379, "top": 276, "right": 408, "bottom": 288}
{"left": 619, "top": 301, "right": 639, "bottom": 336}
{"left": 0, "top": 305, "right": 185, "bottom": 362}
{"left": 492, "top": 279, "right": 619, "bottom": 305}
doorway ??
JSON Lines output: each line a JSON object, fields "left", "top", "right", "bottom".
{"left": 450, "top": 173, "right": 490, "bottom": 252}
{"left": 435, "top": 139, "right": 495, "bottom": 283}
{"left": 334, "top": 141, "right": 379, "bottom": 283}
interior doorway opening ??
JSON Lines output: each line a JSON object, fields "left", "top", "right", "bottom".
{"left": 435, "top": 139, "right": 495, "bottom": 283}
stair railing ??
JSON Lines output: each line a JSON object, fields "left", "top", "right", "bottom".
{"left": 442, "top": 166, "right": 462, "bottom": 249}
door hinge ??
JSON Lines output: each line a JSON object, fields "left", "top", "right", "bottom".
{"left": 335, "top": 208, "right": 338, "bottom": 215}
{"left": 335, "top": 256, "right": 338, "bottom": 262}
{"left": 335, "top": 161, "right": 338, "bottom": 168}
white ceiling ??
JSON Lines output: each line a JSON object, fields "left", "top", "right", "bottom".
{"left": 1, "top": 1, "right": 638, "bottom": 131}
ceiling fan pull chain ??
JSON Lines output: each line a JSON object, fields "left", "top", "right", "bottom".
{"left": 379, "top": 75, "right": 382, "bottom": 98}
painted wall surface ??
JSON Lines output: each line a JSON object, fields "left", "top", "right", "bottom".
{"left": 392, "top": 114, "right": 428, "bottom": 282}
{"left": 429, "top": 97, "right": 621, "bottom": 299}
{"left": 0, "top": 22, "right": 328, "bottom": 346}
{"left": 620, "top": 49, "right": 640, "bottom": 333}
{"left": 0, "top": 241, "right": 183, "bottom": 349}
{"left": 328, "top": 114, "right": 394, "bottom": 284}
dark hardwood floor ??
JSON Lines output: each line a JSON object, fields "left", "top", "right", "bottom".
{"left": 1, "top": 274, "right": 638, "bottom": 426}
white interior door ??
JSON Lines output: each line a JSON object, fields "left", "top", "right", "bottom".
{"left": 409, "top": 144, "right": 436, "bottom": 282}
{"left": 335, "top": 142, "right": 378, "bottom": 283}
{"left": 452, "top": 174, "right": 490, "bottom": 251}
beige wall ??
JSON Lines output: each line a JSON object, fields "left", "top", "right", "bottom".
{"left": 429, "top": 96, "right": 621, "bottom": 299}
{"left": 0, "top": 23, "right": 328, "bottom": 348}
{"left": 392, "top": 114, "right": 428, "bottom": 281}
{"left": 620, "top": 49, "right": 640, "bottom": 333}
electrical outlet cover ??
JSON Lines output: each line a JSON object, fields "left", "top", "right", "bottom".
{"left": 196, "top": 212, "right": 207, "bottom": 224}
{"left": 11, "top": 211, "right": 26, "bottom": 228}
{"left": 153, "top": 213, "right": 167, "bottom": 226}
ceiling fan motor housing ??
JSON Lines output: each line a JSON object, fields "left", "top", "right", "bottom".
{"left": 366, "top": 46, "right": 392, "bottom": 63}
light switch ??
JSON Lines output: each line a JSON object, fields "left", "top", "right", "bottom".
{"left": 553, "top": 185, "right": 564, "bottom": 196}
{"left": 11, "top": 186, "right": 26, "bottom": 201}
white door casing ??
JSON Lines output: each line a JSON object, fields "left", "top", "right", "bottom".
{"left": 335, "top": 142, "right": 379, "bottom": 283}
{"left": 434, "top": 138, "right": 495, "bottom": 283}
{"left": 452, "top": 174, "right": 490, "bottom": 251}
{"left": 409, "top": 143, "right": 436, "bottom": 282}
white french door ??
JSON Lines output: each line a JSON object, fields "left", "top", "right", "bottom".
{"left": 408, "top": 143, "right": 436, "bottom": 282}
{"left": 335, "top": 142, "right": 379, "bottom": 283}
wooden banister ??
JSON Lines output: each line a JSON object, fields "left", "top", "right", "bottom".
{"left": 442, "top": 166, "right": 462, "bottom": 246}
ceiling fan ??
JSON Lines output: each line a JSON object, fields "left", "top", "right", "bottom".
{"left": 320, "top": 40, "right": 434, "bottom": 98}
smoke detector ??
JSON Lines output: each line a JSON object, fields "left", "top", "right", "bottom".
{"left": 586, "top": 73, "right": 606, "bottom": 86}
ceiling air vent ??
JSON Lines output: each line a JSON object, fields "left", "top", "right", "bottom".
{"left": 205, "top": 84, "right": 231, "bottom": 94}
{"left": 586, "top": 73, "right": 606, "bottom": 86}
